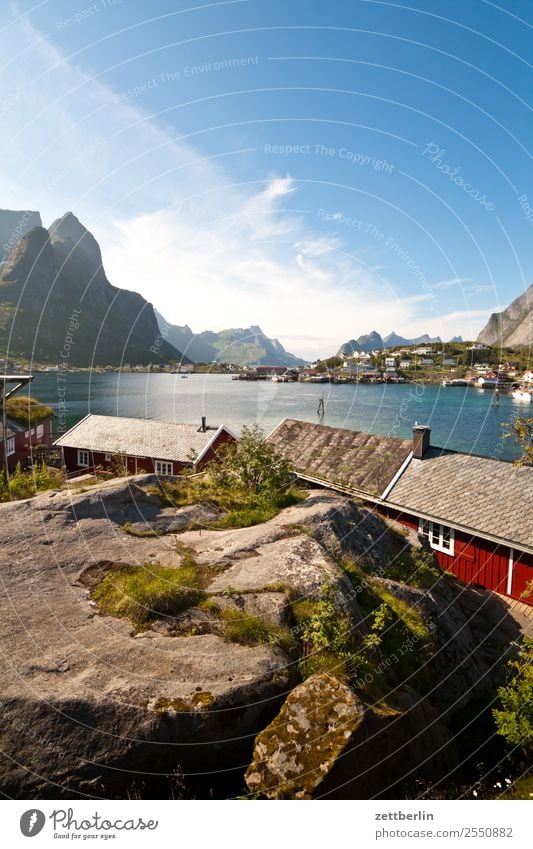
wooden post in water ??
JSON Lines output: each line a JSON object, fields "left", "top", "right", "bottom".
{"left": 317, "top": 396, "right": 325, "bottom": 416}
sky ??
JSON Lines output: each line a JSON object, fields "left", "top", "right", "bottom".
{"left": 0, "top": 0, "right": 532, "bottom": 358}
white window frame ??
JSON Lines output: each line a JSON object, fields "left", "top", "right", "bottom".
{"left": 6, "top": 437, "right": 15, "bottom": 456}
{"left": 77, "top": 449, "right": 90, "bottom": 467}
{"left": 104, "top": 453, "right": 112, "bottom": 462}
{"left": 418, "top": 518, "right": 455, "bottom": 555}
{"left": 36, "top": 424, "right": 44, "bottom": 438}
{"left": 155, "top": 460, "right": 173, "bottom": 476}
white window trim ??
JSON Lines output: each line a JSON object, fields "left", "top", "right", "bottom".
{"left": 36, "top": 424, "right": 44, "bottom": 438}
{"left": 418, "top": 518, "right": 455, "bottom": 555}
{"left": 6, "top": 437, "right": 15, "bottom": 456}
{"left": 155, "top": 460, "right": 173, "bottom": 476}
{"left": 77, "top": 449, "right": 90, "bottom": 467}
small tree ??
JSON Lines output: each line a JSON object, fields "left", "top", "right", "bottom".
{"left": 493, "top": 639, "right": 533, "bottom": 753}
{"left": 207, "top": 424, "right": 293, "bottom": 499}
{"left": 502, "top": 416, "right": 533, "bottom": 467}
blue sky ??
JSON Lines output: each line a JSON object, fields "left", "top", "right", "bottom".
{"left": 1, "top": 0, "right": 531, "bottom": 357}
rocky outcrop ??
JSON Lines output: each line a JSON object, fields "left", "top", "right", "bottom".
{"left": 477, "top": 284, "right": 532, "bottom": 347}
{"left": 0, "top": 480, "right": 526, "bottom": 798}
{"left": 0, "top": 211, "right": 186, "bottom": 365}
{"left": 245, "top": 674, "right": 458, "bottom": 799}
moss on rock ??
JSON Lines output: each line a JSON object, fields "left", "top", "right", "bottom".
{"left": 245, "top": 674, "right": 364, "bottom": 799}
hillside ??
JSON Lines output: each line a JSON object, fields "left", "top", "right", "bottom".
{"left": 477, "top": 284, "right": 532, "bottom": 347}
{"left": 0, "top": 212, "right": 187, "bottom": 366}
{"left": 156, "top": 310, "right": 306, "bottom": 367}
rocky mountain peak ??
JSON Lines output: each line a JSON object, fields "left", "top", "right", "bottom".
{"left": 49, "top": 211, "right": 103, "bottom": 270}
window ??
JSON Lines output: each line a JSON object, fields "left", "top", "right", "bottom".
{"left": 104, "top": 454, "right": 112, "bottom": 462}
{"left": 36, "top": 424, "right": 44, "bottom": 438}
{"left": 418, "top": 519, "right": 454, "bottom": 555}
{"left": 155, "top": 460, "right": 173, "bottom": 476}
{"left": 6, "top": 437, "right": 15, "bottom": 456}
{"left": 77, "top": 449, "right": 89, "bottom": 467}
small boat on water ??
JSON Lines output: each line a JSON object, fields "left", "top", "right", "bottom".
{"left": 442, "top": 378, "right": 469, "bottom": 387}
{"left": 512, "top": 387, "right": 532, "bottom": 403}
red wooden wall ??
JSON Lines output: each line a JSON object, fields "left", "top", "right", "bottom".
{"left": 384, "top": 507, "right": 532, "bottom": 606}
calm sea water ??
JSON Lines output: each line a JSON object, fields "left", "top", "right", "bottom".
{"left": 28, "top": 372, "right": 525, "bottom": 462}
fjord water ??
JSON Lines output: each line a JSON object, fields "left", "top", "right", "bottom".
{"left": 31, "top": 372, "right": 523, "bottom": 461}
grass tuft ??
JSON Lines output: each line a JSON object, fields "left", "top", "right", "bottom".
{"left": 92, "top": 563, "right": 205, "bottom": 627}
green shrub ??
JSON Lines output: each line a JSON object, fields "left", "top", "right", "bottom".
{"left": 0, "top": 462, "right": 63, "bottom": 502}
{"left": 493, "top": 639, "right": 533, "bottom": 752}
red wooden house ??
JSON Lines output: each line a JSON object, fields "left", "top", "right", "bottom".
{"left": 54, "top": 414, "right": 237, "bottom": 477}
{"left": 0, "top": 411, "right": 54, "bottom": 472}
{"left": 267, "top": 419, "right": 533, "bottom": 605}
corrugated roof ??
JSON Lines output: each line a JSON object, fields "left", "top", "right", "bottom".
{"left": 387, "top": 448, "right": 533, "bottom": 550}
{"left": 54, "top": 414, "right": 226, "bottom": 462}
{"left": 266, "top": 418, "right": 412, "bottom": 497}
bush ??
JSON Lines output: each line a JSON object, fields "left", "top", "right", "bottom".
{"left": 493, "top": 638, "right": 533, "bottom": 753}
{"left": 295, "top": 585, "right": 369, "bottom": 681}
{"left": 0, "top": 462, "right": 63, "bottom": 502}
{"left": 207, "top": 424, "right": 293, "bottom": 498}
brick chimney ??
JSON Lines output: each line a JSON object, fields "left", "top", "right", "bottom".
{"left": 200, "top": 416, "right": 207, "bottom": 433}
{"left": 412, "top": 423, "right": 431, "bottom": 459}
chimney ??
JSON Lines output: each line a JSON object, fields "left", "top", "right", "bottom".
{"left": 201, "top": 416, "right": 207, "bottom": 433}
{"left": 412, "top": 423, "right": 431, "bottom": 459}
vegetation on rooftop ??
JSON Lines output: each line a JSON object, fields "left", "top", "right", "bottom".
{"left": 3, "top": 395, "right": 54, "bottom": 426}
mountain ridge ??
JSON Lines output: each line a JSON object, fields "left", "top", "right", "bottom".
{"left": 0, "top": 212, "right": 187, "bottom": 366}
{"left": 155, "top": 310, "right": 306, "bottom": 367}
{"left": 477, "top": 285, "right": 532, "bottom": 347}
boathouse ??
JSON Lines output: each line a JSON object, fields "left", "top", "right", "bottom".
{"left": 55, "top": 414, "right": 237, "bottom": 476}
{"left": 267, "top": 419, "right": 533, "bottom": 605}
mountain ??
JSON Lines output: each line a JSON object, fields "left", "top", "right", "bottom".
{"left": 0, "top": 212, "right": 187, "bottom": 366}
{"left": 448, "top": 336, "right": 463, "bottom": 343}
{"left": 337, "top": 331, "right": 384, "bottom": 356}
{"left": 0, "top": 209, "right": 42, "bottom": 265}
{"left": 383, "top": 331, "right": 442, "bottom": 348}
{"left": 477, "top": 285, "right": 532, "bottom": 347}
{"left": 154, "top": 312, "right": 217, "bottom": 362}
{"left": 156, "top": 311, "right": 306, "bottom": 366}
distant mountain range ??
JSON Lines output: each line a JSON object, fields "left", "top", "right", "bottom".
{"left": 155, "top": 311, "right": 306, "bottom": 367}
{"left": 337, "top": 330, "right": 455, "bottom": 355}
{"left": 477, "top": 284, "right": 532, "bottom": 348}
{"left": 0, "top": 211, "right": 185, "bottom": 366}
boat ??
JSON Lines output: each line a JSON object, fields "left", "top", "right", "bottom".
{"left": 512, "top": 388, "right": 532, "bottom": 403}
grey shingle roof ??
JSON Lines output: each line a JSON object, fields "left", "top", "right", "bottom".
{"left": 267, "top": 418, "right": 412, "bottom": 497}
{"left": 388, "top": 448, "right": 533, "bottom": 550}
{"left": 54, "top": 415, "right": 226, "bottom": 462}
